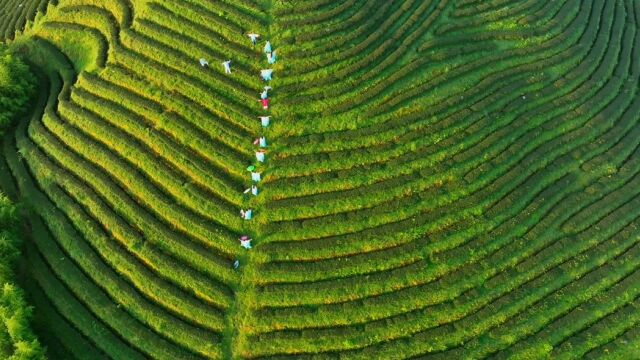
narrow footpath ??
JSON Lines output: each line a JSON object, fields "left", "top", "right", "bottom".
{"left": 224, "top": 2, "right": 277, "bottom": 357}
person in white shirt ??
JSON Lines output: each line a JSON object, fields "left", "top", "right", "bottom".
{"left": 267, "top": 50, "right": 277, "bottom": 64}
{"left": 261, "top": 85, "right": 272, "bottom": 99}
{"left": 259, "top": 116, "right": 271, "bottom": 127}
{"left": 222, "top": 60, "right": 231, "bottom": 74}
{"left": 240, "top": 209, "right": 253, "bottom": 220}
{"left": 244, "top": 185, "right": 258, "bottom": 196}
{"left": 247, "top": 33, "right": 260, "bottom": 45}
{"left": 261, "top": 69, "right": 273, "bottom": 81}
{"left": 239, "top": 236, "right": 252, "bottom": 249}
{"left": 254, "top": 137, "right": 267, "bottom": 148}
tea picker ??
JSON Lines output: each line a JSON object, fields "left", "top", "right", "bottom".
{"left": 254, "top": 137, "right": 267, "bottom": 148}
{"left": 261, "top": 69, "right": 273, "bottom": 81}
{"left": 264, "top": 41, "right": 272, "bottom": 53}
{"left": 247, "top": 32, "right": 260, "bottom": 45}
{"left": 251, "top": 172, "right": 261, "bottom": 182}
{"left": 233, "top": 260, "right": 240, "bottom": 269}
{"left": 267, "top": 50, "right": 277, "bottom": 64}
{"left": 259, "top": 116, "right": 271, "bottom": 127}
{"left": 261, "top": 86, "right": 272, "bottom": 99}
{"left": 239, "top": 236, "right": 252, "bottom": 249}
{"left": 244, "top": 185, "right": 259, "bottom": 196}
{"left": 199, "top": 58, "right": 209, "bottom": 67}
{"left": 260, "top": 98, "right": 270, "bottom": 110}
{"left": 240, "top": 209, "right": 253, "bottom": 220}
{"left": 256, "top": 150, "right": 266, "bottom": 163}
{"left": 222, "top": 60, "right": 231, "bottom": 74}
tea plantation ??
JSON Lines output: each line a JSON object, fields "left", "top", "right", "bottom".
{"left": 0, "top": 0, "right": 639, "bottom": 359}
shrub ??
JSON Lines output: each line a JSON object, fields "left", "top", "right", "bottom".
{"left": 0, "top": 48, "right": 36, "bottom": 135}
{"left": 0, "top": 194, "right": 45, "bottom": 360}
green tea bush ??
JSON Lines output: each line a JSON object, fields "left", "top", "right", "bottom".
{"left": 1, "top": 0, "right": 638, "bottom": 358}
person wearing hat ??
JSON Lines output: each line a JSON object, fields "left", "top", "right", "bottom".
{"left": 259, "top": 116, "right": 271, "bottom": 127}
{"left": 240, "top": 209, "right": 253, "bottom": 220}
{"left": 247, "top": 32, "right": 260, "bottom": 45}
{"left": 239, "top": 236, "right": 252, "bottom": 249}
{"left": 260, "top": 69, "right": 273, "bottom": 81}
{"left": 222, "top": 60, "right": 232, "bottom": 74}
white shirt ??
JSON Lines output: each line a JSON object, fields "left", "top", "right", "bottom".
{"left": 244, "top": 186, "right": 258, "bottom": 196}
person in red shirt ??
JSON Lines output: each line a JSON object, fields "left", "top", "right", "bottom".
{"left": 261, "top": 98, "right": 269, "bottom": 109}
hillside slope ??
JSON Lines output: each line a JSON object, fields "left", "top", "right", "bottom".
{"left": 1, "top": 0, "right": 639, "bottom": 359}
{"left": 0, "top": 0, "right": 52, "bottom": 41}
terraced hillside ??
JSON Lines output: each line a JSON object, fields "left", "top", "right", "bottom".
{"left": 1, "top": 0, "right": 639, "bottom": 358}
{"left": 0, "top": 0, "right": 52, "bottom": 40}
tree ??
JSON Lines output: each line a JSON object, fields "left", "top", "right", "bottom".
{"left": 0, "top": 194, "right": 45, "bottom": 360}
{"left": 0, "top": 46, "right": 36, "bottom": 135}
